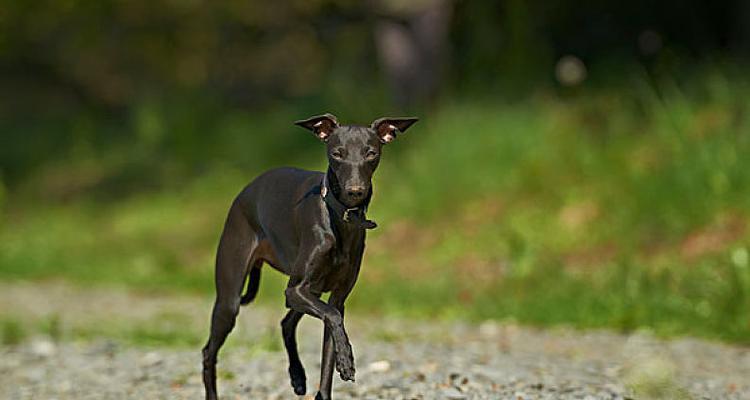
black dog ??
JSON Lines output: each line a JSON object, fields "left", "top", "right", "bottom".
{"left": 202, "top": 113, "right": 418, "bottom": 400}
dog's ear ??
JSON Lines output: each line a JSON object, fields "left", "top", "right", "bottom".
{"left": 294, "top": 113, "right": 339, "bottom": 142}
{"left": 371, "top": 117, "right": 418, "bottom": 144}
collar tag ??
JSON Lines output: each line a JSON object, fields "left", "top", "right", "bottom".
{"left": 342, "top": 208, "right": 357, "bottom": 222}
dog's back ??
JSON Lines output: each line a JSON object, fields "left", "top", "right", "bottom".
{"left": 238, "top": 167, "right": 323, "bottom": 222}
{"left": 232, "top": 167, "right": 324, "bottom": 267}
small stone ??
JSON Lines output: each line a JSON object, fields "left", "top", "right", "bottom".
{"left": 441, "top": 387, "right": 466, "bottom": 399}
{"left": 528, "top": 383, "right": 543, "bottom": 390}
{"left": 420, "top": 362, "right": 438, "bottom": 374}
{"left": 141, "top": 351, "right": 163, "bottom": 367}
{"left": 479, "top": 320, "right": 500, "bottom": 337}
{"left": 368, "top": 360, "right": 391, "bottom": 373}
{"left": 30, "top": 339, "right": 56, "bottom": 358}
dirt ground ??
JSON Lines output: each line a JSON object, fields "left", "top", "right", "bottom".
{"left": 1, "top": 282, "right": 748, "bottom": 399}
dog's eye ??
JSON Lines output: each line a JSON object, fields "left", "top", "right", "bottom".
{"left": 365, "top": 150, "right": 379, "bottom": 160}
{"left": 331, "top": 150, "right": 344, "bottom": 160}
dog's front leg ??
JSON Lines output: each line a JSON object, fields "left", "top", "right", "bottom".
{"left": 285, "top": 285, "right": 355, "bottom": 382}
{"left": 317, "top": 298, "right": 345, "bottom": 400}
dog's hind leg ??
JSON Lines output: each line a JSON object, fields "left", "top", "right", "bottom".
{"left": 281, "top": 310, "right": 306, "bottom": 395}
{"left": 202, "top": 202, "right": 257, "bottom": 400}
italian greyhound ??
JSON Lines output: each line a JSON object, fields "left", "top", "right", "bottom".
{"left": 202, "top": 113, "right": 418, "bottom": 400}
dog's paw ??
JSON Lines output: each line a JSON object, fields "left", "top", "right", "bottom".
{"left": 288, "top": 366, "right": 306, "bottom": 395}
{"left": 335, "top": 346, "right": 356, "bottom": 382}
{"left": 338, "top": 364, "right": 355, "bottom": 382}
{"left": 292, "top": 382, "right": 306, "bottom": 395}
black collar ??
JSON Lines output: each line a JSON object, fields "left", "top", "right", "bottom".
{"left": 321, "top": 174, "right": 377, "bottom": 230}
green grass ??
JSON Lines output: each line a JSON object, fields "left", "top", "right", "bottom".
{"left": 1, "top": 318, "right": 26, "bottom": 345}
{"left": 1, "top": 70, "right": 750, "bottom": 344}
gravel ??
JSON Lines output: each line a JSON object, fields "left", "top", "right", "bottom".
{"left": 1, "top": 284, "right": 749, "bottom": 399}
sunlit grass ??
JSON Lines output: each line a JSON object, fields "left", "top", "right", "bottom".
{"left": 1, "top": 73, "right": 749, "bottom": 344}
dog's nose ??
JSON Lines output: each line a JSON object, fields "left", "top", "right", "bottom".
{"left": 346, "top": 186, "right": 366, "bottom": 199}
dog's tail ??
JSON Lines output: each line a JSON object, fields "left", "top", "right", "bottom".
{"left": 240, "top": 265, "right": 261, "bottom": 305}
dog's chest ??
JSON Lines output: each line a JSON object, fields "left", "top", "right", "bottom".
{"left": 330, "top": 246, "right": 356, "bottom": 268}
{"left": 317, "top": 232, "right": 365, "bottom": 291}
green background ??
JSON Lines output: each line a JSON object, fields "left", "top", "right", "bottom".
{"left": 1, "top": 0, "right": 749, "bottom": 344}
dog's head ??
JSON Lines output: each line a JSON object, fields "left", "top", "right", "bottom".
{"left": 295, "top": 113, "right": 418, "bottom": 207}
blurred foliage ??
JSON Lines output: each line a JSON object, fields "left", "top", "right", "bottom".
{"left": 2, "top": 0, "right": 749, "bottom": 184}
{"left": 1, "top": 1, "right": 750, "bottom": 343}
{"left": 1, "top": 318, "right": 26, "bottom": 345}
{"left": 2, "top": 69, "right": 750, "bottom": 342}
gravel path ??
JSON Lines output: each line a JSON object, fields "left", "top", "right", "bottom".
{"left": 1, "top": 283, "right": 749, "bottom": 399}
